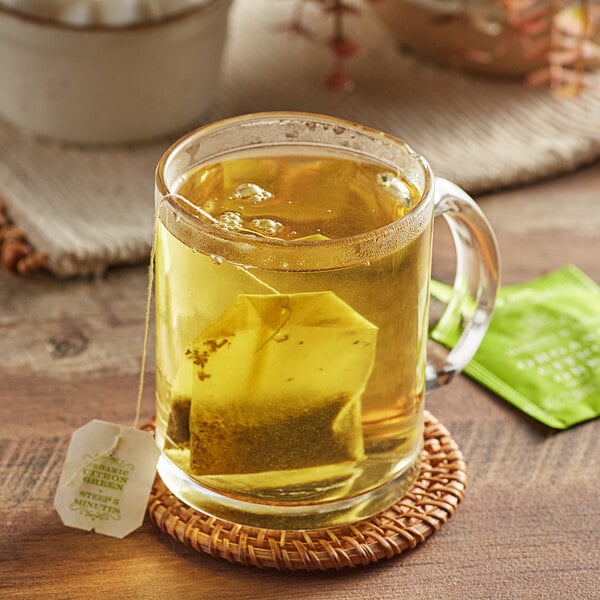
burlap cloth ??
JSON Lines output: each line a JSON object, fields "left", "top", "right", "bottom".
{"left": 1, "top": 0, "right": 599, "bottom": 277}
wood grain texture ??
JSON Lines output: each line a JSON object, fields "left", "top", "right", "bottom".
{"left": 1, "top": 163, "right": 599, "bottom": 599}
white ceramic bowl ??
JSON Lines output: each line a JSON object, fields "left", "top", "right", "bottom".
{"left": 0, "top": 0, "right": 232, "bottom": 144}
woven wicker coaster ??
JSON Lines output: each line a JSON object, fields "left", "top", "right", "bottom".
{"left": 146, "top": 411, "right": 466, "bottom": 571}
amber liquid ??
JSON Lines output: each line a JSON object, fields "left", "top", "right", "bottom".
{"left": 155, "top": 150, "right": 433, "bottom": 528}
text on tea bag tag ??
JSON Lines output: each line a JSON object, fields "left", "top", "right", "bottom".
{"left": 54, "top": 420, "right": 160, "bottom": 539}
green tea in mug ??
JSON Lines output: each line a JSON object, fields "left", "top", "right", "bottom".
{"left": 153, "top": 113, "right": 499, "bottom": 529}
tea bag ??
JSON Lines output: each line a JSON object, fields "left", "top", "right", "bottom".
{"left": 164, "top": 345, "right": 198, "bottom": 447}
{"left": 169, "top": 291, "right": 378, "bottom": 475}
{"left": 430, "top": 265, "right": 600, "bottom": 429}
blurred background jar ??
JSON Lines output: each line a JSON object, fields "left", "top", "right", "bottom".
{"left": 0, "top": 0, "right": 232, "bottom": 144}
{"left": 372, "top": 0, "right": 600, "bottom": 81}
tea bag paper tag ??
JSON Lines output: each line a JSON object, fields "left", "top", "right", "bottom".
{"left": 54, "top": 420, "right": 160, "bottom": 539}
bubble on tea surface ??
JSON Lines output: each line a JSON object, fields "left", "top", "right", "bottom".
{"left": 216, "top": 211, "right": 244, "bottom": 231}
{"left": 202, "top": 199, "right": 217, "bottom": 213}
{"left": 249, "top": 218, "right": 284, "bottom": 237}
{"left": 377, "top": 172, "right": 413, "bottom": 208}
{"left": 230, "top": 183, "right": 273, "bottom": 204}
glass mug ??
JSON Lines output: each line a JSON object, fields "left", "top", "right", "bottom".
{"left": 154, "top": 112, "right": 499, "bottom": 530}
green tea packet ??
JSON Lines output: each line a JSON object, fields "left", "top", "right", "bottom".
{"left": 430, "top": 265, "right": 600, "bottom": 429}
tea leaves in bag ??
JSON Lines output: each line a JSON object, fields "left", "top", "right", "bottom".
{"left": 170, "top": 291, "right": 378, "bottom": 475}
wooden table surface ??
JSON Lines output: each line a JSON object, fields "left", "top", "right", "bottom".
{"left": 1, "top": 162, "right": 599, "bottom": 600}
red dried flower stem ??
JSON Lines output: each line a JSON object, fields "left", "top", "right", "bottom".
{"left": 287, "top": 0, "right": 598, "bottom": 96}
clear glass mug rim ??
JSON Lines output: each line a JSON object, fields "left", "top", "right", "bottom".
{"left": 155, "top": 111, "right": 435, "bottom": 261}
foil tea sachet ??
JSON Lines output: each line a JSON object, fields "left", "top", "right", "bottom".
{"left": 168, "top": 291, "right": 378, "bottom": 475}
{"left": 430, "top": 265, "right": 600, "bottom": 429}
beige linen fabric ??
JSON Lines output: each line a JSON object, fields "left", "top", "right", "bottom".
{"left": 1, "top": 0, "right": 599, "bottom": 276}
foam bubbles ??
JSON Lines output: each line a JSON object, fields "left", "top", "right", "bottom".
{"left": 249, "top": 218, "right": 284, "bottom": 237}
{"left": 216, "top": 211, "right": 243, "bottom": 231}
{"left": 230, "top": 183, "right": 273, "bottom": 205}
{"left": 377, "top": 172, "right": 413, "bottom": 208}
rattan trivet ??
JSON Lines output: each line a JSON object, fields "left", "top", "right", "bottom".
{"left": 146, "top": 411, "right": 466, "bottom": 571}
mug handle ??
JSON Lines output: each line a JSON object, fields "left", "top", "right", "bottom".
{"left": 426, "top": 177, "right": 500, "bottom": 391}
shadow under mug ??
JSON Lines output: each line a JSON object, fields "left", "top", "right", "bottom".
{"left": 153, "top": 112, "right": 499, "bottom": 530}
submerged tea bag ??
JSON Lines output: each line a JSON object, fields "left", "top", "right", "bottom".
{"left": 431, "top": 265, "right": 600, "bottom": 429}
{"left": 170, "top": 291, "right": 378, "bottom": 475}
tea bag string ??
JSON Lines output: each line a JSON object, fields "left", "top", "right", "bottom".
{"left": 159, "top": 193, "right": 288, "bottom": 365}
{"left": 237, "top": 266, "right": 280, "bottom": 295}
{"left": 164, "top": 192, "right": 282, "bottom": 296}
{"left": 62, "top": 214, "right": 156, "bottom": 487}
{"left": 132, "top": 215, "right": 158, "bottom": 430}
{"left": 133, "top": 193, "right": 292, "bottom": 431}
